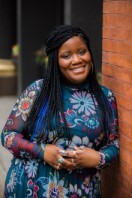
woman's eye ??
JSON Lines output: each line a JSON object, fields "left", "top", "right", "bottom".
{"left": 62, "top": 54, "right": 70, "bottom": 59}
{"left": 79, "top": 50, "right": 86, "bottom": 55}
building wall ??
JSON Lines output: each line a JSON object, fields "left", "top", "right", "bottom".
{"left": 0, "top": 0, "right": 16, "bottom": 59}
{"left": 102, "top": 0, "right": 132, "bottom": 197}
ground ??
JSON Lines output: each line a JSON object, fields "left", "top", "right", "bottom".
{"left": 0, "top": 96, "right": 16, "bottom": 197}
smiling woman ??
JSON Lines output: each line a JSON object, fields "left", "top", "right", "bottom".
{"left": 1, "top": 25, "right": 119, "bottom": 198}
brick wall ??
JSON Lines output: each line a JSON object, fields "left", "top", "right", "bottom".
{"left": 102, "top": 0, "right": 132, "bottom": 197}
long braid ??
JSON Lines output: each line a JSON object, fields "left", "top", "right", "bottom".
{"left": 89, "top": 71, "right": 113, "bottom": 135}
{"left": 24, "top": 25, "right": 114, "bottom": 142}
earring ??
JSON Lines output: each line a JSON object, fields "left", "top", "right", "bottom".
{"left": 91, "top": 62, "right": 94, "bottom": 73}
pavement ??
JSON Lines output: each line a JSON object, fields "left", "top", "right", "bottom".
{"left": 0, "top": 96, "right": 16, "bottom": 196}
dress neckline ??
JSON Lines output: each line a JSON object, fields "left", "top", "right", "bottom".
{"left": 62, "top": 79, "right": 90, "bottom": 91}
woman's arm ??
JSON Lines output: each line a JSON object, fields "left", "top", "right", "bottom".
{"left": 1, "top": 80, "right": 44, "bottom": 160}
{"left": 1, "top": 79, "right": 76, "bottom": 170}
{"left": 96, "top": 89, "right": 119, "bottom": 169}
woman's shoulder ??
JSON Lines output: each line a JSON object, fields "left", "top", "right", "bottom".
{"left": 29, "top": 79, "right": 43, "bottom": 88}
{"left": 23, "top": 79, "right": 44, "bottom": 96}
{"left": 100, "top": 85, "right": 114, "bottom": 99}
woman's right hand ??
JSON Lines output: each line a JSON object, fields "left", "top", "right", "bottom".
{"left": 44, "top": 144, "right": 76, "bottom": 170}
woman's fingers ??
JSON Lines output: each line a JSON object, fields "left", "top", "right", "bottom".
{"left": 49, "top": 156, "right": 75, "bottom": 170}
{"left": 44, "top": 145, "right": 86, "bottom": 170}
{"left": 57, "top": 156, "right": 75, "bottom": 169}
{"left": 58, "top": 148, "right": 81, "bottom": 170}
{"left": 59, "top": 149, "right": 77, "bottom": 158}
{"left": 73, "top": 146, "right": 81, "bottom": 151}
{"left": 66, "top": 158, "right": 75, "bottom": 163}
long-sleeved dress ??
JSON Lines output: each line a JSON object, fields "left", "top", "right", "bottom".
{"left": 1, "top": 79, "right": 119, "bottom": 198}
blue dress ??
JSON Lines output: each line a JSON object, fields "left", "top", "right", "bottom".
{"left": 1, "top": 79, "right": 119, "bottom": 198}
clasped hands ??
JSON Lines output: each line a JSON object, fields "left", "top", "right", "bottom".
{"left": 44, "top": 144, "right": 100, "bottom": 171}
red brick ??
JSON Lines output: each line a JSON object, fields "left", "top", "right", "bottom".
{"left": 103, "top": 1, "right": 132, "bottom": 14}
{"left": 124, "top": 55, "right": 132, "bottom": 70}
{"left": 102, "top": 63, "right": 132, "bottom": 84}
{"left": 102, "top": 1, "right": 132, "bottom": 196}
{"left": 102, "top": 168, "right": 132, "bottom": 197}
{"left": 102, "top": 63, "right": 113, "bottom": 76}
{"left": 119, "top": 133, "right": 132, "bottom": 153}
{"left": 115, "top": 161, "right": 132, "bottom": 183}
{"left": 119, "top": 120, "right": 132, "bottom": 139}
{"left": 103, "top": 27, "right": 132, "bottom": 42}
{"left": 102, "top": 51, "right": 109, "bottom": 63}
{"left": 102, "top": 51, "right": 132, "bottom": 69}
{"left": 118, "top": 106, "right": 132, "bottom": 125}
{"left": 101, "top": 164, "right": 132, "bottom": 197}
{"left": 103, "top": 0, "right": 131, "bottom": 2}
{"left": 119, "top": 147, "right": 132, "bottom": 166}
{"left": 102, "top": 76, "right": 132, "bottom": 98}
{"left": 114, "top": 181, "right": 132, "bottom": 196}
{"left": 113, "top": 173, "right": 132, "bottom": 195}
{"left": 115, "top": 93, "right": 132, "bottom": 111}
{"left": 103, "top": 14, "right": 132, "bottom": 28}
{"left": 103, "top": 39, "right": 132, "bottom": 55}
{"left": 118, "top": 190, "right": 132, "bottom": 198}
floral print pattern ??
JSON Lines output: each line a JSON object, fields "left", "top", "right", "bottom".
{"left": 25, "top": 159, "right": 39, "bottom": 178}
{"left": 42, "top": 172, "right": 68, "bottom": 198}
{"left": 27, "top": 179, "right": 39, "bottom": 198}
{"left": 7, "top": 169, "right": 17, "bottom": 193}
{"left": 69, "top": 184, "right": 82, "bottom": 197}
{"left": 13, "top": 90, "right": 36, "bottom": 121}
{"left": 81, "top": 176, "right": 91, "bottom": 194}
{"left": 83, "top": 115, "right": 100, "bottom": 129}
{"left": 70, "top": 91, "right": 96, "bottom": 116}
{"left": 1, "top": 80, "right": 119, "bottom": 197}
{"left": 68, "top": 135, "right": 93, "bottom": 150}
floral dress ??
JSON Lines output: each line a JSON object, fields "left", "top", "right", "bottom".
{"left": 1, "top": 79, "right": 119, "bottom": 198}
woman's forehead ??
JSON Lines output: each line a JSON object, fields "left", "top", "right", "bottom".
{"left": 58, "top": 36, "right": 87, "bottom": 52}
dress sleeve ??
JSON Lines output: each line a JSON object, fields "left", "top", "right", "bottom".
{"left": 97, "top": 88, "right": 119, "bottom": 169}
{"left": 1, "top": 79, "right": 44, "bottom": 160}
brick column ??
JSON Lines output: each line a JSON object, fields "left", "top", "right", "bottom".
{"left": 102, "top": 1, "right": 132, "bottom": 197}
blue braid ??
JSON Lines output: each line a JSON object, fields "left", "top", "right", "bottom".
{"left": 31, "top": 102, "right": 48, "bottom": 141}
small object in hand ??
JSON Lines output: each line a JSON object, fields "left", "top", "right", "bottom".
{"left": 59, "top": 149, "right": 67, "bottom": 156}
{"left": 71, "top": 158, "right": 74, "bottom": 163}
{"left": 58, "top": 157, "right": 64, "bottom": 164}
{"left": 56, "top": 163, "right": 60, "bottom": 169}
{"left": 73, "top": 151, "right": 78, "bottom": 158}
{"left": 80, "top": 145, "right": 85, "bottom": 150}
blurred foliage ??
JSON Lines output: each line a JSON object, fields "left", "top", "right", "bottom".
{"left": 35, "top": 48, "right": 48, "bottom": 67}
{"left": 97, "top": 72, "right": 102, "bottom": 84}
{"left": 12, "top": 44, "right": 19, "bottom": 58}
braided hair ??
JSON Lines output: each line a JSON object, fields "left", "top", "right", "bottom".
{"left": 24, "top": 25, "right": 113, "bottom": 142}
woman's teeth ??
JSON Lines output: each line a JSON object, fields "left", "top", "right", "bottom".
{"left": 72, "top": 67, "right": 84, "bottom": 72}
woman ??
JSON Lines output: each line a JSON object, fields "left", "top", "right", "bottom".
{"left": 1, "top": 25, "right": 119, "bottom": 197}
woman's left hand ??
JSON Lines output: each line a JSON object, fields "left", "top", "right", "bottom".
{"left": 71, "top": 146, "right": 100, "bottom": 169}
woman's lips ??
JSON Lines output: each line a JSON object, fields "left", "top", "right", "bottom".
{"left": 70, "top": 66, "right": 85, "bottom": 73}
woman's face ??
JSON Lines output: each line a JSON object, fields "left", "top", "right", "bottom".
{"left": 58, "top": 36, "right": 92, "bottom": 84}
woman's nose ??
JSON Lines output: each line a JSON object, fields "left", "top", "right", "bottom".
{"left": 72, "top": 54, "right": 82, "bottom": 64}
